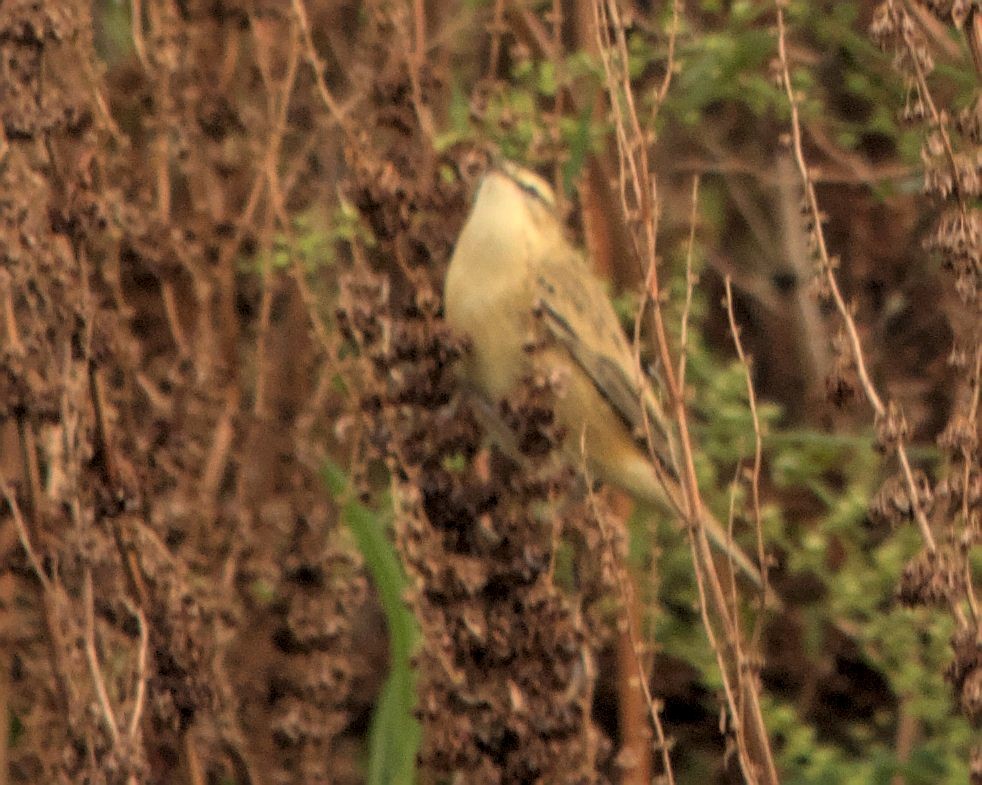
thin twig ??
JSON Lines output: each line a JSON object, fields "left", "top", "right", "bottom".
{"left": 725, "top": 276, "right": 771, "bottom": 628}
{"left": 0, "top": 468, "right": 49, "bottom": 592}
{"left": 159, "top": 281, "right": 191, "bottom": 359}
{"left": 406, "top": 0, "right": 436, "bottom": 144}
{"left": 594, "top": 1, "right": 780, "bottom": 781}
{"left": 892, "top": 1, "right": 968, "bottom": 219}
{"left": 247, "top": 11, "right": 301, "bottom": 418}
{"left": 677, "top": 175, "right": 700, "bottom": 388}
{"left": 653, "top": 0, "right": 682, "bottom": 106}
{"left": 84, "top": 569, "right": 120, "bottom": 745}
{"left": 487, "top": 0, "right": 507, "bottom": 77}
{"left": 0, "top": 275, "right": 23, "bottom": 354}
{"left": 292, "top": 0, "right": 358, "bottom": 140}
{"left": 124, "top": 599, "right": 149, "bottom": 741}
{"left": 774, "top": 2, "right": 936, "bottom": 552}
{"left": 130, "top": 0, "right": 150, "bottom": 70}
{"left": 582, "top": 436, "right": 677, "bottom": 785}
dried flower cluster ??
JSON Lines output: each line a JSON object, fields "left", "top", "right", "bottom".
{"left": 336, "top": 52, "right": 617, "bottom": 778}
{"left": 1, "top": 2, "right": 372, "bottom": 783}
{"left": 869, "top": 0, "right": 982, "bottom": 765}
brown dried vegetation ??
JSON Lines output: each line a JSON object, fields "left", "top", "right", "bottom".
{"left": 1, "top": 1, "right": 369, "bottom": 782}
{"left": 0, "top": 0, "right": 979, "bottom": 784}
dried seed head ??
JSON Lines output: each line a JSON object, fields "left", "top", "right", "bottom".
{"left": 874, "top": 401, "right": 910, "bottom": 454}
{"left": 948, "top": 341, "right": 971, "bottom": 370}
{"left": 870, "top": 471, "right": 934, "bottom": 525}
{"left": 938, "top": 413, "right": 980, "bottom": 458}
{"left": 498, "top": 371, "right": 567, "bottom": 458}
{"left": 957, "top": 96, "right": 982, "bottom": 143}
{"left": 949, "top": 626, "right": 982, "bottom": 707}
{"left": 897, "top": 546, "right": 964, "bottom": 607}
{"left": 960, "top": 667, "right": 982, "bottom": 725}
{"left": 825, "top": 367, "right": 857, "bottom": 409}
{"left": 869, "top": 3, "right": 898, "bottom": 44}
{"left": 902, "top": 96, "right": 928, "bottom": 123}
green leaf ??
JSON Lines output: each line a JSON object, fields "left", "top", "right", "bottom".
{"left": 325, "top": 463, "right": 420, "bottom": 785}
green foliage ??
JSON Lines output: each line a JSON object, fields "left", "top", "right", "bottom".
{"left": 243, "top": 203, "right": 372, "bottom": 275}
{"left": 94, "top": 0, "right": 135, "bottom": 63}
{"left": 631, "top": 214, "right": 971, "bottom": 783}
{"left": 445, "top": 49, "right": 606, "bottom": 190}
{"left": 598, "top": 0, "right": 936, "bottom": 176}
{"left": 671, "top": 26, "right": 783, "bottom": 125}
{"left": 645, "top": 365, "right": 970, "bottom": 782}
{"left": 324, "top": 461, "right": 420, "bottom": 785}
{"left": 425, "top": 2, "right": 975, "bottom": 780}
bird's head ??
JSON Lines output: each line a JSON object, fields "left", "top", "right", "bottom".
{"left": 469, "top": 160, "right": 560, "bottom": 241}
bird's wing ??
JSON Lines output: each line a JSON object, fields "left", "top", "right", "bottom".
{"left": 532, "top": 248, "right": 679, "bottom": 478}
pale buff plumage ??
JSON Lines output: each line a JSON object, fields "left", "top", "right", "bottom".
{"left": 444, "top": 161, "right": 764, "bottom": 588}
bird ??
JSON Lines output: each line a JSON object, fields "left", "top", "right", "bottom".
{"left": 444, "top": 159, "right": 765, "bottom": 590}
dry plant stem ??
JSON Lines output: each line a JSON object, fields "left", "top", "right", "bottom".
{"left": 901, "top": 0, "right": 966, "bottom": 62}
{"left": 958, "top": 352, "right": 982, "bottom": 626}
{"left": 683, "top": 522, "right": 759, "bottom": 781}
{"left": 0, "top": 653, "right": 7, "bottom": 785}
{"left": 183, "top": 734, "right": 207, "bottom": 785}
{"left": 584, "top": 456, "right": 676, "bottom": 785}
{"left": 407, "top": 0, "right": 436, "bottom": 145}
{"left": 487, "top": 0, "right": 507, "bottom": 77}
{"left": 776, "top": 154, "right": 831, "bottom": 405}
{"left": 654, "top": 0, "right": 682, "bottom": 107}
{"left": 125, "top": 599, "right": 149, "bottom": 742}
{"left": 0, "top": 469, "right": 49, "bottom": 592}
{"left": 508, "top": 2, "right": 560, "bottom": 63}
{"left": 6, "top": 403, "right": 75, "bottom": 720}
{"left": 1, "top": 279, "right": 21, "bottom": 354}
{"left": 610, "top": 494, "right": 654, "bottom": 785}
{"left": 726, "top": 481, "right": 743, "bottom": 629}
{"left": 893, "top": 2, "right": 968, "bottom": 216}
{"left": 595, "top": 6, "right": 683, "bottom": 514}
{"left": 677, "top": 175, "right": 700, "bottom": 389}
{"left": 549, "top": 0, "right": 564, "bottom": 197}
{"left": 130, "top": 0, "right": 150, "bottom": 70}
{"left": 412, "top": 0, "right": 426, "bottom": 58}
{"left": 196, "top": 8, "right": 298, "bottom": 497}
{"left": 594, "top": 1, "right": 780, "bottom": 782}
{"left": 246, "top": 59, "right": 343, "bottom": 383}
{"left": 671, "top": 154, "right": 915, "bottom": 186}
{"left": 292, "top": 0, "right": 377, "bottom": 385}
{"left": 293, "top": 0, "right": 358, "bottom": 140}
{"left": 83, "top": 568, "right": 120, "bottom": 745}
{"left": 159, "top": 281, "right": 191, "bottom": 359}
{"left": 889, "top": 698, "right": 920, "bottom": 785}
{"left": 774, "top": 3, "right": 937, "bottom": 553}
{"left": 964, "top": 348, "right": 981, "bottom": 526}
{"left": 16, "top": 418, "right": 42, "bottom": 521}
{"left": 724, "top": 277, "right": 771, "bottom": 625}
{"left": 248, "top": 13, "right": 301, "bottom": 419}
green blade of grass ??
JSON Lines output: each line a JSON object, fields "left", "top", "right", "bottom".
{"left": 327, "top": 459, "right": 420, "bottom": 785}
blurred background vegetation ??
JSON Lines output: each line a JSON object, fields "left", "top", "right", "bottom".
{"left": 0, "top": 0, "right": 977, "bottom": 783}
